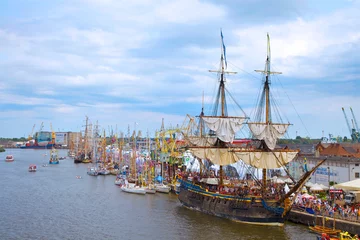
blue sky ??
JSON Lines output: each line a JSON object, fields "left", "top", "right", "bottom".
{"left": 0, "top": 0, "right": 359, "bottom": 139}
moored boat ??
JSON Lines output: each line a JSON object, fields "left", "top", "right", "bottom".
{"left": 316, "top": 232, "right": 360, "bottom": 240}
{"left": 145, "top": 184, "right": 156, "bottom": 194}
{"left": 98, "top": 168, "right": 110, "bottom": 175}
{"left": 145, "top": 188, "right": 156, "bottom": 194}
{"left": 155, "top": 183, "right": 171, "bottom": 194}
{"left": 74, "top": 156, "right": 82, "bottom": 164}
{"left": 82, "top": 158, "right": 91, "bottom": 164}
{"left": 121, "top": 186, "right": 146, "bottom": 195}
{"left": 120, "top": 181, "right": 146, "bottom": 195}
{"left": 310, "top": 226, "right": 341, "bottom": 236}
{"left": 177, "top": 31, "right": 326, "bottom": 226}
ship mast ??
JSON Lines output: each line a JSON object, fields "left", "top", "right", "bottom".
{"left": 254, "top": 33, "right": 282, "bottom": 191}
{"left": 84, "top": 116, "right": 89, "bottom": 159}
{"left": 208, "top": 29, "right": 237, "bottom": 185}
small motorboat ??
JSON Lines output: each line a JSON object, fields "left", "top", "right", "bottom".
{"left": 5, "top": 155, "right": 14, "bottom": 162}
{"left": 28, "top": 164, "right": 37, "bottom": 172}
{"left": 87, "top": 167, "right": 98, "bottom": 176}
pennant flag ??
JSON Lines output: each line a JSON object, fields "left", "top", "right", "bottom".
{"left": 221, "top": 30, "right": 227, "bottom": 69}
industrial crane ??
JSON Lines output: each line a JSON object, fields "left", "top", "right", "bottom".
{"left": 50, "top": 123, "right": 55, "bottom": 144}
{"left": 350, "top": 107, "right": 359, "bottom": 133}
{"left": 342, "top": 107, "right": 360, "bottom": 142}
{"left": 28, "top": 124, "right": 36, "bottom": 141}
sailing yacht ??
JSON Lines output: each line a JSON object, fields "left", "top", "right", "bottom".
{"left": 120, "top": 179, "right": 146, "bottom": 195}
{"left": 177, "top": 31, "right": 325, "bottom": 226}
{"left": 120, "top": 129, "right": 147, "bottom": 195}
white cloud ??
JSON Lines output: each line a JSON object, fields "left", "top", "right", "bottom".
{"left": 35, "top": 88, "right": 57, "bottom": 96}
{"left": 1, "top": 0, "right": 359, "bottom": 139}
{"left": 231, "top": 8, "right": 360, "bottom": 79}
{"left": 153, "top": 0, "right": 226, "bottom": 24}
{"left": 0, "top": 93, "right": 61, "bottom": 106}
{"left": 81, "top": 0, "right": 226, "bottom": 26}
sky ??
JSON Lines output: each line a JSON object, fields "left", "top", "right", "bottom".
{"left": 0, "top": 0, "right": 359, "bottom": 139}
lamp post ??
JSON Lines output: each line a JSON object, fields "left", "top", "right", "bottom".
{"left": 328, "top": 166, "right": 330, "bottom": 187}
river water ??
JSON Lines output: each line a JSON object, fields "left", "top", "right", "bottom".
{"left": 0, "top": 149, "right": 318, "bottom": 240}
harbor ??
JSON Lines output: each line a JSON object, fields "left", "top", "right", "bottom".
{"left": 0, "top": 149, "right": 316, "bottom": 240}
{"left": 1, "top": 1, "right": 360, "bottom": 239}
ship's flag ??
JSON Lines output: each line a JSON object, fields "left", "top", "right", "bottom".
{"left": 221, "top": 30, "right": 227, "bottom": 69}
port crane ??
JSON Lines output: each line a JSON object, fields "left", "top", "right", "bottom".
{"left": 50, "top": 123, "right": 55, "bottom": 144}
{"left": 350, "top": 107, "right": 360, "bottom": 133}
{"left": 28, "top": 124, "right": 36, "bottom": 141}
{"left": 342, "top": 107, "right": 360, "bottom": 143}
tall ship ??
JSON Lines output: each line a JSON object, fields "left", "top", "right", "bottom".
{"left": 177, "top": 32, "right": 325, "bottom": 226}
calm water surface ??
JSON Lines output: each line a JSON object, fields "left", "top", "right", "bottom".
{"left": 0, "top": 149, "right": 318, "bottom": 240}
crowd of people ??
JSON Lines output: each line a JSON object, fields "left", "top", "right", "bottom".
{"left": 294, "top": 192, "right": 360, "bottom": 222}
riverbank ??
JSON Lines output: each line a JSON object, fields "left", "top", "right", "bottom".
{"left": 288, "top": 209, "right": 360, "bottom": 235}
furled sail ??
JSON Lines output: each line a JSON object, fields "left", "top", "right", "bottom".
{"left": 202, "top": 116, "right": 245, "bottom": 143}
{"left": 234, "top": 150, "right": 298, "bottom": 169}
{"left": 248, "top": 123, "right": 289, "bottom": 150}
{"left": 190, "top": 147, "right": 241, "bottom": 166}
{"left": 186, "top": 136, "right": 217, "bottom": 146}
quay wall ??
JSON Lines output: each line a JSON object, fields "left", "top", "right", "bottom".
{"left": 288, "top": 210, "right": 360, "bottom": 235}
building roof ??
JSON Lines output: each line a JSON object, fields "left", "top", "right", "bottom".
{"left": 320, "top": 143, "right": 353, "bottom": 157}
{"left": 277, "top": 144, "right": 315, "bottom": 155}
{"left": 305, "top": 155, "right": 360, "bottom": 163}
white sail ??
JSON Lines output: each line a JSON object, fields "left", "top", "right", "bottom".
{"left": 235, "top": 150, "right": 298, "bottom": 169}
{"left": 187, "top": 136, "right": 217, "bottom": 146}
{"left": 248, "top": 123, "right": 289, "bottom": 150}
{"left": 202, "top": 116, "right": 245, "bottom": 143}
{"left": 190, "top": 147, "right": 241, "bottom": 166}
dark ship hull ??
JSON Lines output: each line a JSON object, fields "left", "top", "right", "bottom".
{"left": 178, "top": 179, "right": 286, "bottom": 226}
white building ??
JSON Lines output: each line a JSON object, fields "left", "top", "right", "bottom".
{"left": 305, "top": 156, "right": 360, "bottom": 186}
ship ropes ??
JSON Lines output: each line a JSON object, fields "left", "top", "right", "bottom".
{"left": 179, "top": 33, "right": 301, "bottom": 188}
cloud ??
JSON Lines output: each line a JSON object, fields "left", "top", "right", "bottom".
{"left": 0, "top": 0, "right": 359, "bottom": 139}
{"left": 231, "top": 7, "right": 360, "bottom": 80}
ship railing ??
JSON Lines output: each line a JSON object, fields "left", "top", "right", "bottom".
{"left": 180, "top": 178, "right": 254, "bottom": 201}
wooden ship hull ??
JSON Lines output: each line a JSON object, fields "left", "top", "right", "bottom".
{"left": 178, "top": 179, "right": 285, "bottom": 226}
